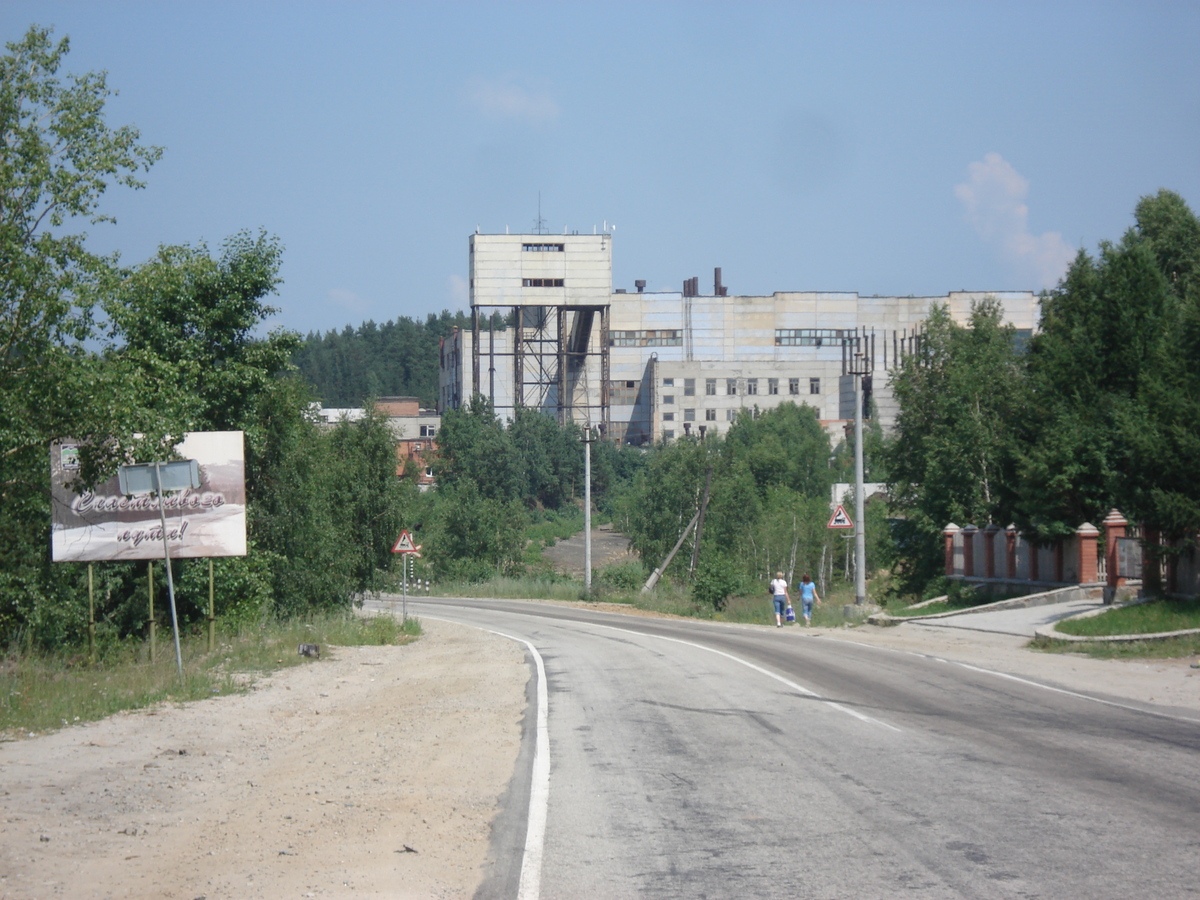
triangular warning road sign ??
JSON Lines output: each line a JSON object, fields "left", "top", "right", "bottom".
{"left": 827, "top": 505, "right": 854, "bottom": 529}
{"left": 392, "top": 529, "right": 417, "bottom": 553}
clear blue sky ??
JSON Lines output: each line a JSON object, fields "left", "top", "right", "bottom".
{"left": 6, "top": 1, "right": 1199, "bottom": 337}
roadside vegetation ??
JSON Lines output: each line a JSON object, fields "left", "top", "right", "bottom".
{"left": 0, "top": 612, "right": 419, "bottom": 738}
{"left": 5, "top": 20, "right": 1199, "bottom": 726}
{"left": 1032, "top": 633, "right": 1200, "bottom": 661}
{"left": 1054, "top": 596, "right": 1200, "bottom": 637}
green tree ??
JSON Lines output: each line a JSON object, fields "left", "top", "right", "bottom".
{"left": 1019, "top": 190, "right": 1200, "bottom": 545}
{"left": 434, "top": 395, "right": 520, "bottom": 502}
{"left": 724, "top": 402, "right": 832, "bottom": 499}
{"left": 509, "top": 407, "right": 582, "bottom": 510}
{"left": 1111, "top": 191, "right": 1200, "bottom": 541}
{"left": 103, "top": 232, "right": 299, "bottom": 433}
{"left": 886, "top": 300, "right": 1026, "bottom": 589}
{"left": 422, "top": 478, "right": 526, "bottom": 581}
{"left": 0, "top": 26, "right": 163, "bottom": 642}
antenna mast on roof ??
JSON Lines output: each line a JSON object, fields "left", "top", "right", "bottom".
{"left": 532, "top": 192, "right": 548, "bottom": 235}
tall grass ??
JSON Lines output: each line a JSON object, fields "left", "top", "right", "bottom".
{"left": 1, "top": 611, "right": 420, "bottom": 739}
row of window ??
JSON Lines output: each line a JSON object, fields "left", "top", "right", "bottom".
{"left": 522, "top": 278, "right": 564, "bottom": 287}
{"left": 661, "top": 376, "right": 821, "bottom": 398}
{"left": 775, "top": 328, "right": 853, "bottom": 347}
{"left": 609, "top": 376, "right": 823, "bottom": 406}
{"left": 663, "top": 408, "right": 733, "bottom": 423}
{"left": 522, "top": 243, "right": 565, "bottom": 252}
{"left": 610, "top": 329, "right": 683, "bottom": 347}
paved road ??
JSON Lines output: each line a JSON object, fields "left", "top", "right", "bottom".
{"left": 406, "top": 598, "right": 1200, "bottom": 900}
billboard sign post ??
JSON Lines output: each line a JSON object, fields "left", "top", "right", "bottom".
{"left": 118, "top": 459, "right": 203, "bottom": 685}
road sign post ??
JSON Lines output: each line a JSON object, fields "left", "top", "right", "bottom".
{"left": 391, "top": 530, "right": 422, "bottom": 620}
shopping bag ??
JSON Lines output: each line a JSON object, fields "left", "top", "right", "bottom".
{"left": 785, "top": 605, "right": 796, "bottom": 622}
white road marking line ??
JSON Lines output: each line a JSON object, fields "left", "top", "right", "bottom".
{"left": 381, "top": 608, "right": 549, "bottom": 900}
{"left": 486, "top": 629, "right": 549, "bottom": 900}
{"left": 949, "top": 659, "right": 1200, "bottom": 726}
{"left": 590, "top": 622, "right": 903, "bottom": 733}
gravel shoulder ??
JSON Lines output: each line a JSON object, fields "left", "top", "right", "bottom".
{"left": 0, "top": 617, "right": 527, "bottom": 900}
{"left": 3, "top": 604, "right": 1197, "bottom": 900}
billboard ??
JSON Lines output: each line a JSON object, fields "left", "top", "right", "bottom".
{"left": 51, "top": 431, "right": 247, "bottom": 562}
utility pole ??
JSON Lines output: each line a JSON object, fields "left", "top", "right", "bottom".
{"left": 849, "top": 348, "right": 870, "bottom": 606}
{"left": 583, "top": 426, "right": 593, "bottom": 593}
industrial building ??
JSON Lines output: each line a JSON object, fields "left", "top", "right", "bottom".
{"left": 438, "top": 231, "right": 1038, "bottom": 443}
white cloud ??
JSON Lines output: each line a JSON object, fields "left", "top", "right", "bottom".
{"left": 466, "top": 77, "right": 559, "bottom": 124}
{"left": 328, "top": 288, "right": 369, "bottom": 315}
{"left": 447, "top": 274, "right": 469, "bottom": 310}
{"left": 955, "top": 152, "right": 1075, "bottom": 289}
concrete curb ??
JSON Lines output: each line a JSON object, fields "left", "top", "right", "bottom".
{"left": 867, "top": 584, "right": 1107, "bottom": 628}
{"left": 1033, "top": 597, "right": 1200, "bottom": 643}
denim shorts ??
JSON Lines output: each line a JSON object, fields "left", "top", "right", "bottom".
{"left": 773, "top": 596, "right": 787, "bottom": 616}
{"left": 802, "top": 598, "right": 815, "bottom": 617}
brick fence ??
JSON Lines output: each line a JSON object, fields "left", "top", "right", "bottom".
{"left": 942, "top": 510, "right": 1200, "bottom": 598}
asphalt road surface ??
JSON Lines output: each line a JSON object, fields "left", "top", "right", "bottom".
{"left": 405, "top": 597, "right": 1200, "bottom": 900}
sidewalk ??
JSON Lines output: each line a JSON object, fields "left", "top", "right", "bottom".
{"left": 903, "top": 596, "right": 1106, "bottom": 638}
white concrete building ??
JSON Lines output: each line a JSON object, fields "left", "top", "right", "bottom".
{"left": 439, "top": 232, "right": 1038, "bottom": 444}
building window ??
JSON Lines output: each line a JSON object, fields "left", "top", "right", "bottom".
{"left": 684, "top": 408, "right": 695, "bottom": 422}
{"left": 663, "top": 394, "right": 675, "bottom": 405}
{"left": 663, "top": 378, "right": 674, "bottom": 387}
{"left": 768, "top": 378, "right": 779, "bottom": 395}
{"left": 522, "top": 278, "right": 564, "bottom": 287}
{"left": 522, "top": 242, "right": 564, "bottom": 252}
{"left": 420, "top": 425, "right": 437, "bottom": 437}
{"left": 705, "top": 378, "right": 716, "bottom": 396}
{"left": 810, "top": 378, "right": 821, "bottom": 395}
{"left": 705, "top": 408, "right": 716, "bottom": 421}
{"left": 609, "top": 329, "right": 683, "bottom": 347}
{"left": 726, "top": 409, "right": 736, "bottom": 421}
{"left": 609, "top": 380, "right": 640, "bottom": 404}
{"left": 684, "top": 378, "right": 695, "bottom": 396}
{"left": 663, "top": 412, "right": 675, "bottom": 422}
{"left": 664, "top": 429, "right": 675, "bottom": 440}
{"left": 746, "top": 378, "right": 758, "bottom": 395}
{"left": 726, "top": 378, "right": 738, "bottom": 395}
{"left": 789, "top": 378, "right": 800, "bottom": 395}
{"left": 775, "top": 328, "right": 852, "bottom": 347}
{"left": 412, "top": 443, "right": 423, "bottom": 452}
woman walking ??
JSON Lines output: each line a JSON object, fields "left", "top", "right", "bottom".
{"left": 798, "top": 574, "right": 821, "bottom": 626}
{"left": 769, "top": 571, "right": 790, "bottom": 627}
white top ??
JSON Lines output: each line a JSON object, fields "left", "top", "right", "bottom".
{"left": 770, "top": 578, "right": 788, "bottom": 597}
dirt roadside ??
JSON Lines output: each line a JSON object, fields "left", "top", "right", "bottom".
{"left": 2, "top": 607, "right": 1197, "bottom": 900}
{"left": 0, "top": 618, "right": 527, "bottom": 900}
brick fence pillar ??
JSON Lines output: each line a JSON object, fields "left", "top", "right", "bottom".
{"left": 1005, "top": 525, "right": 1018, "bottom": 580}
{"left": 1102, "top": 509, "right": 1127, "bottom": 588}
{"left": 1076, "top": 522, "right": 1100, "bottom": 584}
{"left": 943, "top": 524, "right": 960, "bottom": 577}
{"left": 983, "top": 524, "right": 1000, "bottom": 579}
{"left": 962, "top": 525, "right": 978, "bottom": 579}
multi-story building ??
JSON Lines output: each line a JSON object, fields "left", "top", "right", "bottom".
{"left": 314, "top": 396, "right": 440, "bottom": 487}
{"left": 438, "top": 232, "right": 1038, "bottom": 444}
